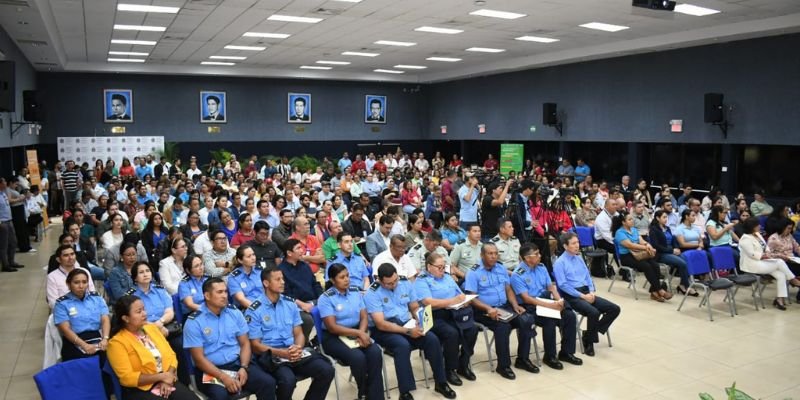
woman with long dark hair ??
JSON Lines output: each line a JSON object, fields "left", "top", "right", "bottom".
{"left": 649, "top": 210, "right": 695, "bottom": 296}
{"left": 613, "top": 211, "right": 672, "bottom": 302}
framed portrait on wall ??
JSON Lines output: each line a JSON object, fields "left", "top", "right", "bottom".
{"left": 288, "top": 93, "right": 311, "bottom": 123}
{"left": 365, "top": 95, "right": 386, "bottom": 124}
{"left": 200, "top": 91, "right": 227, "bottom": 123}
{"left": 104, "top": 89, "right": 133, "bottom": 123}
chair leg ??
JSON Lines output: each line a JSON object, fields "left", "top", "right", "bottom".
{"left": 532, "top": 335, "right": 541, "bottom": 367}
{"left": 758, "top": 281, "right": 767, "bottom": 309}
{"left": 727, "top": 288, "right": 737, "bottom": 317}
{"left": 605, "top": 329, "right": 612, "bottom": 348}
{"left": 379, "top": 346, "right": 391, "bottom": 399}
{"left": 677, "top": 288, "right": 690, "bottom": 312}
{"left": 483, "top": 328, "right": 495, "bottom": 372}
{"left": 608, "top": 271, "right": 617, "bottom": 292}
{"left": 750, "top": 284, "right": 760, "bottom": 311}
{"left": 419, "top": 350, "right": 430, "bottom": 389}
{"left": 576, "top": 314, "right": 584, "bottom": 354}
{"left": 730, "top": 287, "right": 739, "bottom": 315}
{"left": 705, "top": 291, "right": 714, "bottom": 321}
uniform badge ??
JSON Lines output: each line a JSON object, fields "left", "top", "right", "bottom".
{"left": 245, "top": 315, "right": 251, "bottom": 323}
{"left": 526, "top": 278, "right": 531, "bottom": 284}
{"left": 480, "top": 276, "right": 487, "bottom": 282}
{"left": 383, "top": 297, "right": 389, "bottom": 303}
{"left": 203, "top": 327, "right": 212, "bottom": 336}
{"left": 264, "top": 315, "right": 270, "bottom": 322}
{"left": 68, "top": 307, "right": 78, "bottom": 316}
{"left": 240, "top": 282, "right": 247, "bottom": 288}
{"left": 190, "top": 288, "right": 196, "bottom": 294}
{"left": 336, "top": 304, "right": 343, "bottom": 311}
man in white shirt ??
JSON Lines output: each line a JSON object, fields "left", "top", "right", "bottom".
{"left": 371, "top": 234, "right": 417, "bottom": 280}
{"left": 414, "top": 153, "right": 429, "bottom": 173}
{"left": 185, "top": 160, "right": 202, "bottom": 180}
{"left": 593, "top": 198, "right": 617, "bottom": 254}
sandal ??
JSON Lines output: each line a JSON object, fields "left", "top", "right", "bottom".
{"left": 660, "top": 290, "right": 674, "bottom": 300}
{"left": 650, "top": 292, "right": 665, "bottom": 302}
{"left": 677, "top": 286, "right": 699, "bottom": 297}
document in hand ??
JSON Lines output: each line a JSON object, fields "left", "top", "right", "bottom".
{"left": 447, "top": 294, "right": 478, "bottom": 310}
{"left": 203, "top": 369, "right": 240, "bottom": 387}
{"left": 496, "top": 307, "right": 517, "bottom": 322}
{"left": 402, "top": 304, "right": 434, "bottom": 334}
{"left": 534, "top": 298, "right": 562, "bottom": 319}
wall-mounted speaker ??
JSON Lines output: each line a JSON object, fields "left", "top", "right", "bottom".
{"left": 0, "top": 61, "right": 15, "bottom": 112}
{"left": 704, "top": 93, "right": 723, "bottom": 123}
{"left": 543, "top": 103, "right": 557, "bottom": 125}
{"left": 23, "top": 90, "right": 42, "bottom": 122}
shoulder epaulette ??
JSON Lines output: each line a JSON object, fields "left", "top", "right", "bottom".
{"left": 56, "top": 294, "right": 69, "bottom": 303}
{"left": 248, "top": 300, "right": 262, "bottom": 311}
{"left": 230, "top": 268, "right": 243, "bottom": 277}
{"left": 514, "top": 267, "right": 526, "bottom": 275}
{"left": 88, "top": 291, "right": 101, "bottom": 297}
{"left": 153, "top": 283, "right": 165, "bottom": 289}
{"left": 226, "top": 304, "right": 238, "bottom": 310}
{"left": 497, "top": 261, "right": 503, "bottom": 265}
{"left": 329, "top": 254, "right": 337, "bottom": 261}
{"left": 511, "top": 236, "right": 518, "bottom": 240}
{"left": 399, "top": 275, "right": 408, "bottom": 281}
{"left": 369, "top": 281, "right": 380, "bottom": 291}
{"left": 457, "top": 239, "right": 466, "bottom": 244}
{"left": 254, "top": 264, "right": 264, "bottom": 270}
{"left": 125, "top": 288, "right": 136, "bottom": 295}
{"left": 323, "top": 288, "right": 336, "bottom": 297}
{"left": 470, "top": 264, "right": 479, "bottom": 271}
{"left": 203, "top": 274, "right": 212, "bottom": 279}
{"left": 281, "top": 294, "right": 296, "bottom": 302}
{"left": 412, "top": 243, "right": 423, "bottom": 250}
{"left": 349, "top": 285, "right": 362, "bottom": 292}
{"left": 187, "top": 310, "right": 201, "bottom": 320}
{"left": 181, "top": 275, "right": 190, "bottom": 282}
{"left": 491, "top": 236, "right": 500, "bottom": 242}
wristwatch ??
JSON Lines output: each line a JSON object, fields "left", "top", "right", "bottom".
{"left": 240, "top": 364, "right": 249, "bottom": 371}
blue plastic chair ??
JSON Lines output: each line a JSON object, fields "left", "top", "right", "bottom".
{"left": 576, "top": 226, "right": 609, "bottom": 271}
{"left": 710, "top": 246, "right": 760, "bottom": 311}
{"left": 34, "top": 357, "right": 107, "bottom": 400}
{"left": 677, "top": 250, "right": 736, "bottom": 321}
{"left": 102, "top": 360, "right": 123, "bottom": 400}
{"left": 172, "top": 293, "right": 184, "bottom": 322}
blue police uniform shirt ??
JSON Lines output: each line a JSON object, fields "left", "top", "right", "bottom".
{"left": 245, "top": 294, "right": 301, "bottom": 348}
{"left": 227, "top": 265, "right": 265, "bottom": 302}
{"left": 364, "top": 277, "right": 416, "bottom": 324}
{"left": 415, "top": 272, "right": 462, "bottom": 300}
{"left": 128, "top": 283, "right": 172, "bottom": 323}
{"left": 54, "top": 291, "right": 109, "bottom": 333}
{"left": 325, "top": 252, "right": 369, "bottom": 282}
{"left": 0, "top": 191, "right": 12, "bottom": 221}
{"left": 184, "top": 304, "right": 248, "bottom": 366}
{"left": 464, "top": 261, "right": 510, "bottom": 307}
{"left": 510, "top": 262, "right": 552, "bottom": 304}
{"left": 318, "top": 286, "right": 365, "bottom": 330}
{"left": 457, "top": 185, "right": 479, "bottom": 222}
{"left": 178, "top": 275, "right": 209, "bottom": 315}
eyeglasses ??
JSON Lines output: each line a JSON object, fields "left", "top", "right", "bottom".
{"left": 429, "top": 263, "right": 446, "bottom": 270}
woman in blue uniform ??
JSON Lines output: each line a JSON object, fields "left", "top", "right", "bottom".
{"left": 318, "top": 263, "right": 384, "bottom": 400}
{"left": 177, "top": 255, "right": 208, "bottom": 322}
{"left": 54, "top": 268, "right": 111, "bottom": 361}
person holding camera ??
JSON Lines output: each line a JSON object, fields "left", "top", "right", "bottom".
{"left": 481, "top": 180, "right": 513, "bottom": 241}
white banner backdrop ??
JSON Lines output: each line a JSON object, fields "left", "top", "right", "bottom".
{"left": 57, "top": 136, "right": 165, "bottom": 167}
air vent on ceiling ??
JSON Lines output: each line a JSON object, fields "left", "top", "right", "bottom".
{"left": 313, "top": 7, "right": 343, "bottom": 16}
{"left": 34, "top": 62, "right": 58, "bottom": 66}
{"left": 17, "top": 39, "right": 47, "bottom": 47}
{"left": 188, "top": 0, "right": 221, "bottom": 4}
{"left": 0, "top": 0, "right": 29, "bottom": 7}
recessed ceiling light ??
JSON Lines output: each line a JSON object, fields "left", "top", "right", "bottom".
{"left": 374, "top": 40, "right": 417, "bottom": 47}
{"left": 224, "top": 45, "right": 266, "bottom": 51}
{"left": 332, "top": 0, "right": 363, "bottom": 2}
{"left": 469, "top": 9, "right": 526, "bottom": 20}
{"left": 466, "top": 47, "right": 505, "bottom": 53}
{"left": 342, "top": 51, "right": 380, "bottom": 57}
{"left": 201, "top": 61, "right": 235, "bottom": 66}
{"left": 113, "top": 24, "right": 167, "bottom": 32}
{"left": 210, "top": 55, "right": 247, "bottom": 60}
{"left": 414, "top": 26, "right": 464, "bottom": 34}
{"left": 109, "top": 51, "right": 149, "bottom": 56}
{"left": 394, "top": 65, "right": 427, "bottom": 69}
{"left": 108, "top": 58, "right": 145, "bottom": 63}
{"left": 267, "top": 14, "right": 323, "bottom": 23}
{"left": 515, "top": 35, "right": 559, "bottom": 43}
{"left": 316, "top": 60, "right": 351, "bottom": 65}
{"left": 117, "top": 4, "right": 179, "bottom": 13}
{"left": 111, "top": 39, "right": 157, "bottom": 46}
{"left": 579, "top": 22, "right": 629, "bottom": 32}
{"left": 300, "top": 65, "right": 332, "bottom": 70}
{"left": 426, "top": 57, "right": 462, "bottom": 62}
{"left": 242, "top": 32, "right": 291, "bottom": 39}
{"left": 674, "top": 4, "right": 721, "bottom": 16}
{"left": 374, "top": 69, "right": 404, "bottom": 74}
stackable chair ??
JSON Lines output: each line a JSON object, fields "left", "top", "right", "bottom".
{"left": 710, "top": 246, "right": 760, "bottom": 312}
{"left": 677, "top": 249, "right": 736, "bottom": 321}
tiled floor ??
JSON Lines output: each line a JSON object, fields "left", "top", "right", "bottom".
{"left": 3, "top": 222, "right": 799, "bottom": 400}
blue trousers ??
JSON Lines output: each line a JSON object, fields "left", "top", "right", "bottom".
{"left": 322, "top": 335, "right": 385, "bottom": 400}
{"left": 658, "top": 253, "right": 690, "bottom": 287}
{"left": 371, "top": 328, "right": 446, "bottom": 393}
{"left": 430, "top": 312, "right": 478, "bottom": 371}
{"left": 271, "top": 354, "right": 334, "bottom": 400}
{"left": 197, "top": 361, "right": 276, "bottom": 400}
{"left": 522, "top": 304, "right": 576, "bottom": 357}
{"left": 473, "top": 306, "right": 536, "bottom": 369}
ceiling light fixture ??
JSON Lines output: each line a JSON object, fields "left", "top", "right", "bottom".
{"left": 111, "top": 39, "right": 157, "bottom": 46}
{"left": 374, "top": 40, "right": 417, "bottom": 47}
{"left": 117, "top": 4, "right": 180, "bottom": 13}
{"left": 201, "top": 61, "right": 235, "bottom": 66}
{"left": 316, "top": 60, "right": 351, "bottom": 65}
{"left": 374, "top": 69, "right": 404, "bottom": 74}
{"left": 332, "top": 0, "right": 363, "bottom": 2}
{"left": 515, "top": 35, "right": 559, "bottom": 43}
{"left": 267, "top": 14, "right": 323, "bottom": 23}
{"left": 579, "top": 22, "right": 630, "bottom": 32}
{"left": 109, "top": 51, "right": 149, "bottom": 56}
{"left": 242, "top": 32, "right": 291, "bottom": 39}
{"left": 466, "top": 47, "right": 505, "bottom": 53}
{"left": 414, "top": 26, "right": 464, "bottom": 34}
{"left": 108, "top": 58, "right": 145, "bottom": 63}
{"left": 224, "top": 45, "right": 266, "bottom": 51}
{"left": 113, "top": 24, "right": 167, "bottom": 32}
{"left": 300, "top": 65, "right": 332, "bottom": 70}
{"left": 469, "top": 9, "right": 526, "bottom": 19}
{"left": 426, "top": 56, "right": 462, "bottom": 62}
{"left": 210, "top": 55, "right": 247, "bottom": 60}
{"left": 674, "top": 4, "right": 721, "bottom": 16}
{"left": 342, "top": 51, "right": 380, "bottom": 57}
{"left": 394, "top": 65, "right": 427, "bottom": 69}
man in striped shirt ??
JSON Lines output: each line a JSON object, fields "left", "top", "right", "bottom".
{"left": 59, "top": 160, "right": 82, "bottom": 210}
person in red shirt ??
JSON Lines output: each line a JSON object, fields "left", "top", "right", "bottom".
{"left": 119, "top": 157, "right": 135, "bottom": 178}
{"left": 288, "top": 215, "right": 325, "bottom": 273}
{"left": 483, "top": 153, "right": 499, "bottom": 171}
{"left": 449, "top": 154, "right": 463, "bottom": 170}
{"left": 350, "top": 155, "right": 366, "bottom": 174}
{"left": 441, "top": 170, "right": 457, "bottom": 213}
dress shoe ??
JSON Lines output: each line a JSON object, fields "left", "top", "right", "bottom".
{"left": 558, "top": 353, "right": 583, "bottom": 366}
{"left": 399, "top": 392, "right": 414, "bottom": 400}
{"left": 773, "top": 298, "right": 786, "bottom": 311}
{"left": 1, "top": 267, "right": 18, "bottom": 272}
{"left": 434, "top": 382, "right": 457, "bottom": 399}
{"left": 456, "top": 365, "right": 476, "bottom": 381}
{"left": 13, "top": 264, "right": 24, "bottom": 269}
{"left": 513, "top": 358, "right": 539, "bottom": 374}
{"left": 650, "top": 292, "right": 665, "bottom": 302}
{"left": 660, "top": 290, "right": 674, "bottom": 300}
{"left": 582, "top": 341, "right": 595, "bottom": 357}
{"left": 495, "top": 367, "right": 516, "bottom": 380}
{"left": 446, "top": 370, "right": 463, "bottom": 386}
{"left": 542, "top": 356, "right": 563, "bottom": 370}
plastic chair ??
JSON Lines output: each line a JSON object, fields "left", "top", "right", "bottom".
{"left": 172, "top": 293, "right": 184, "bottom": 322}
{"left": 607, "top": 244, "right": 639, "bottom": 300}
{"left": 34, "top": 356, "right": 107, "bottom": 400}
{"left": 576, "top": 226, "right": 608, "bottom": 268}
{"left": 574, "top": 311, "right": 613, "bottom": 354}
{"left": 677, "top": 250, "right": 736, "bottom": 321}
{"left": 102, "top": 359, "right": 123, "bottom": 400}
{"left": 184, "top": 352, "right": 253, "bottom": 400}
{"left": 710, "top": 246, "right": 760, "bottom": 312}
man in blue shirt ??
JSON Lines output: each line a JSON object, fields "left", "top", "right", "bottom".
{"left": 0, "top": 177, "right": 21, "bottom": 272}
{"left": 457, "top": 175, "right": 480, "bottom": 229}
{"left": 464, "top": 243, "right": 538, "bottom": 380}
{"left": 135, "top": 158, "right": 154, "bottom": 181}
{"left": 574, "top": 159, "right": 590, "bottom": 183}
{"left": 338, "top": 152, "right": 352, "bottom": 173}
{"left": 553, "top": 233, "right": 620, "bottom": 357}
{"left": 183, "top": 277, "right": 276, "bottom": 400}
{"left": 511, "top": 243, "right": 582, "bottom": 370}
{"left": 278, "top": 238, "right": 323, "bottom": 343}
{"left": 246, "top": 267, "right": 334, "bottom": 400}
{"left": 365, "top": 263, "right": 457, "bottom": 400}
{"left": 325, "top": 232, "right": 370, "bottom": 289}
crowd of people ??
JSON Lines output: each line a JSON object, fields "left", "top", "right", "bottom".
{"left": 21, "top": 148, "right": 800, "bottom": 400}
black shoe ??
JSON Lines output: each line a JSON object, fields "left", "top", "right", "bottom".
{"left": 495, "top": 367, "right": 516, "bottom": 380}
{"left": 399, "top": 392, "right": 414, "bottom": 400}
{"left": 542, "top": 356, "right": 563, "bottom": 370}
{"left": 795, "top": 291, "right": 800, "bottom": 303}
{"left": 558, "top": 353, "right": 583, "bottom": 366}
{"left": 773, "top": 298, "right": 786, "bottom": 311}
{"left": 446, "top": 370, "right": 463, "bottom": 386}
{"left": 513, "top": 358, "right": 539, "bottom": 374}
{"left": 13, "top": 264, "right": 24, "bottom": 269}
{"left": 582, "top": 342, "right": 595, "bottom": 357}
{"left": 1, "top": 267, "right": 18, "bottom": 272}
{"left": 456, "top": 365, "right": 476, "bottom": 381}
{"left": 434, "top": 382, "right": 457, "bottom": 399}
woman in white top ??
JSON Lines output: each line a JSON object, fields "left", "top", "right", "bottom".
{"left": 101, "top": 212, "right": 127, "bottom": 250}
{"left": 738, "top": 217, "right": 800, "bottom": 310}
{"left": 158, "top": 237, "right": 188, "bottom": 295}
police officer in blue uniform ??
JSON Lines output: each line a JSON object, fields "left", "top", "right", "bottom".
{"left": 54, "top": 268, "right": 111, "bottom": 361}
{"left": 464, "top": 243, "right": 538, "bottom": 380}
{"left": 228, "top": 245, "right": 265, "bottom": 309}
{"left": 325, "top": 232, "right": 370, "bottom": 290}
{"left": 178, "top": 255, "right": 209, "bottom": 321}
{"left": 184, "top": 277, "right": 277, "bottom": 400}
{"left": 415, "top": 252, "right": 479, "bottom": 385}
{"left": 319, "top": 263, "right": 385, "bottom": 400}
{"left": 510, "top": 243, "right": 583, "bottom": 371}
{"left": 246, "top": 267, "right": 334, "bottom": 400}
{"left": 365, "top": 263, "right": 457, "bottom": 400}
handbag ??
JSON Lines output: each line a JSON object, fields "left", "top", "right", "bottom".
{"left": 164, "top": 321, "right": 182, "bottom": 337}
{"left": 630, "top": 248, "right": 655, "bottom": 261}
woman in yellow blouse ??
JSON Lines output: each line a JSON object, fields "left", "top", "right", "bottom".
{"left": 107, "top": 295, "right": 196, "bottom": 400}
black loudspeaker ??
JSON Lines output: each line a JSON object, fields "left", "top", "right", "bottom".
{"left": 543, "top": 103, "right": 558, "bottom": 125}
{"left": 704, "top": 93, "right": 724, "bottom": 123}
{"left": 0, "top": 61, "right": 15, "bottom": 112}
{"left": 23, "top": 90, "right": 41, "bottom": 122}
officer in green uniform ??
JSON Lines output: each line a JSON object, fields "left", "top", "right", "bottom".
{"left": 449, "top": 223, "right": 483, "bottom": 283}
{"left": 407, "top": 230, "right": 450, "bottom": 274}
{"left": 492, "top": 218, "right": 521, "bottom": 272}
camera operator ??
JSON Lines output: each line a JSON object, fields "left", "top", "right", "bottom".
{"left": 457, "top": 174, "right": 480, "bottom": 230}
{"left": 481, "top": 179, "right": 514, "bottom": 241}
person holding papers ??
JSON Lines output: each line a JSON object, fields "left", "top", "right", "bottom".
{"left": 511, "top": 243, "right": 583, "bottom": 370}
{"left": 464, "top": 243, "right": 538, "bottom": 380}
{"left": 415, "top": 252, "right": 479, "bottom": 385}
{"left": 365, "top": 263, "right": 456, "bottom": 400}
{"left": 318, "top": 263, "right": 385, "bottom": 400}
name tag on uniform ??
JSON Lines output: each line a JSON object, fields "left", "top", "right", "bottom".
{"left": 68, "top": 307, "right": 78, "bottom": 316}
{"left": 336, "top": 304, "right": 343, "bottom": 311}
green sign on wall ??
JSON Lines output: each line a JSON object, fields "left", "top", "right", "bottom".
{"left": 500, "top": 143, "right": 524, "bottom": 176}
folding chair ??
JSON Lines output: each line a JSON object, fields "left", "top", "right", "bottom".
{"left": 576, "top": 226, "right": 608, "bottom": 270}
{"left": 677, "top": 250, "right": 736, "bottom": 321}
{"left": 473, "top": 321, "right": 541, "bottom": 372}
{"left": 607, "top": 244, "right": 639, "bottom": 300}
{"left": 710, "top": 246, "right": 760, "bottom": 312}
{"left": 34, "top": 356, "right": 107, "bottom": 400}
{"left": 573, "top": 311, "right": 613, "bottom": 354}
{"left": 102, "top": 360, "right": 123, "bottom": 400}
{"left": 184, "top": 350, "right": 253, "bottom": 400}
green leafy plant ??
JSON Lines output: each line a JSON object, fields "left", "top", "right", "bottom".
{"left": 258, "top": 155, "right": 282, "bottom": 167}
{"left": 289, "top": 155, "right": 320, "bottom": 173}
{"left": 156, "top": 142, "right": 180, "bottom": 161}
{"left": 699, "top": 382, "right": 758, "bottom": 400}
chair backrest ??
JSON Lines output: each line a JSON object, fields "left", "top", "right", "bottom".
{"left": 103, "top": 280, "right": 111, "bottom": 297}
{"left": 102, "top": 359, "right": 123, "bottom": 400}
{"left": 172, "top": 293, "right": 183, "bottom": 322}
{"left": 310, "top": 306, "right": 326, "bottom": 344}
{"left": 683, "top": 250, "right": 711, "bottom": 276}
{"left": 758, "top": 216, "right": 768, "bottom": 232}
{"left": 709, "top": 246, "right": 736, "bottom": 272}
{"left": 34, "top": 357, "right": 107, "bottom": 400}
{"left": 576, "top": 226, "right": 594, "bottom": 248}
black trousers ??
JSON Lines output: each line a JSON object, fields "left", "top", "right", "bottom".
{"left": 270, "top": 354, "right": 334, "bottom": 400}
{"left": 473, "top": 306, "right": 535, "bottom": 369}
{"left": 430, "top": 310, "right": 478, "bottom": 371}
{"left": 10, "top": 205, "right": 30, "bottom": 252}
{"left": 620, "top": 253, "right": 661, "bottom": 293}
{"left": 521, "top": 304, "right": 577, "bottom": 357}
{"left": 562, "top": 291, "right": 620, "bottom": 344}
{"left": 322, "top": 335, "right": 384, "bottom": 400}
{"left": 121, "top": 383, "right": 196, "bottom": 400}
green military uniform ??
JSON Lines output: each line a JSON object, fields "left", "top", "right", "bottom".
{"left": 407, "top": 242, "right": 451, "bottom": 273}
{"left": 492, "top": 234, "right": 521, "bottom": 270}
{"left": 450, "top": 239, "right": 482, "bottom": 276}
